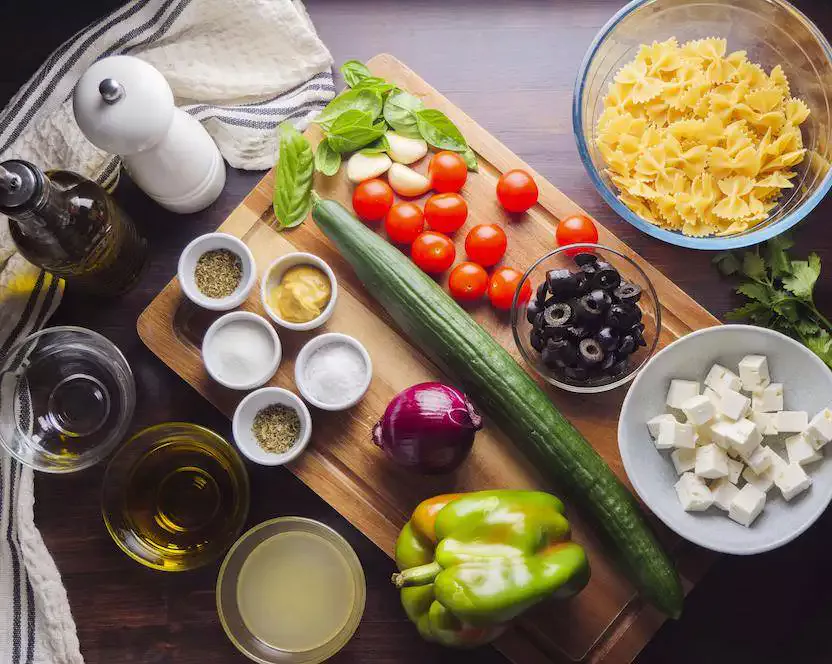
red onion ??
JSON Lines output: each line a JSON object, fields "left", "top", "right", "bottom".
{"left": 372, "top": 382, "right": 482, "bottom": 474}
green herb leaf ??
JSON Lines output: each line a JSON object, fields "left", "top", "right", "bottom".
{"left": 461, "top": 146, "right": 479, "bottom": 172}
{"left": 795, "top": 318, "right": 821, "bottom": 337}
{"left": 340, "top": 60, "right": 372, "bottom": 87}
{"left": 804, "top": 329, "right": 832, "bottom": 368}
{"left": 742, "top": 251, "right": 767, "bottom": 281}
{"left": 725, "top": 301, "right": 770, "bottom": 322}
{"left": 326, "top": 109, "right": 386, "bottom": 153}
{"left": 736, "top": 282, "right": 771, "bottom": 304}
{"left": 771, "top": 296, "right": 800, "bottom": 322}
{"left": 273, "top": 123, "right": 314, "bottom": 229}
{"left": 782, "top": 253, "right": 821, "bottom": 299}
{"left": 383, "top": 90, "right": 424, "bottom": 139}
{"left": 414, "top": 109, "right": 468, "bottom": 152}
{"left": 764, "top": 234, "right": 794, "bottom": 277}
{"left": 713, "top": 251, "right": 741, "bottom": 276}
{"left": 360, "top": 136, "right": 391, "bottom": 155}
{"left": 354, "top": 77, "right": 397, "bottom": 97}
{"left": 313, "top": 89, "right": 383, "bottom": 130}
{"left": 314, "top": 139, "right": 341, "bottom": 176}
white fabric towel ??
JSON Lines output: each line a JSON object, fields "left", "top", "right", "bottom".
{"left": 0, "top": 2, "right": 334, "bottom": 663}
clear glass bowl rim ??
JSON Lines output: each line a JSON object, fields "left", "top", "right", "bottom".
{"left": 572, "top": 0, "right": 832, "bottom": 250}
{"left": 0, "top": 325, "right": 136, "bottom": 473}
{"left": 510, "top": 243, "right": 662, "bottom": 393}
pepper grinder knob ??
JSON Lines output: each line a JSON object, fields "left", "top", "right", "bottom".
{"left": 98, "top": 78, "right": 124, "bottom": 104}
{"left": 0, "top": 165, "right": 22, "bottom": 192}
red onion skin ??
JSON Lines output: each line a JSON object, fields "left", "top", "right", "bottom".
{"left": 372, "top": 382, "right": 482, "bottom": 474}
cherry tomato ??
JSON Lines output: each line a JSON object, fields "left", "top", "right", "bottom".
{"left": 411, "top": 231, "right": 456, "bottom": 274}
{"left": 464, "top": 224, "right": 507, "bottom": 267}
{"left": 496, "top": 169, "right": 539, "bottom": 213}
{"left": 352, "top": 178, "right": 394, "bottom": 223}
{"left": 448, "top": 262, "right": 489, "bottom": 302}
{"left": 428, "top": 151, "right": 468, "bottom": 193}
{"left": 424, "top": 193, "right": 468, "bottom": 234}
{"left": 384, "top": 202, "right": 425, "bottom": 245}
{"left": 488, "top": 266, "right": 531, "bottom": 311}
{"left": 556, "top": 214, "right": 598, "bottom": 247}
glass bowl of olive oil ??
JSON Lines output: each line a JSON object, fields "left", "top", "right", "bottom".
{"left": 102, "top": 422, "right": 250, "bottom": 571}
{"left": 217, "top": 517, "right": 366, "bottom": 663}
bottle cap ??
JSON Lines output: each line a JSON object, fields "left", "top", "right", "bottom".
{"left": 73, "top": 55, "right": 175, "bottom": 155}
{"left": 0, "top": 160, "right": 42, "bottom": 214}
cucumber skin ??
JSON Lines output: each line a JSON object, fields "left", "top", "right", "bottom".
{"left": 312, "top": 199, "right": 683, "bottom": 619}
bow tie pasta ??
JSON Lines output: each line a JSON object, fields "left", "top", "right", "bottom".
{"left": 596, "top": 37, "right": 810, "bottom": 237}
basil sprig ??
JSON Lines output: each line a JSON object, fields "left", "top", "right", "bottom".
{"left": 314, "top": 88, "right": 382, "bottom": 130}
{"left": 273, "top": 123, "right": 314, "bottom": 229}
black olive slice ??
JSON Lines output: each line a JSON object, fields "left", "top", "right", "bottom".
{"left": 618, "top": 334, "right": 637, "bottom": 355}
{"left": 545, "top": 269, "right": 579, "bottom": 298}
{"left": 600, "top": 352, "right": 617, "bottom": 372}
{"left": 543, "top": 302, "right": 573, "bottom": 328}
{"left": 574, "top": 271, "right": 592, "bottom": 295}
{"left": 542, "top": 325, "right": 568, "bottom": 341}
{"left": 564, "top": 365, "right": 589, "bottom": 381}
{"left": 590, "top": 261, "right": 622, "bottom": 291}
{"left": 595, "top": 326, "right": 619, "bottom": 351}
{"left": 555, "top": 339, "right": 579, "bottom": 365}
{"left": 530, "top": 329, "right": 544, "bottom": 352}
{"left": 587, "top": 288, "right": 612, "bottom": 312}
{"left": 578, "top": 338, "right": 604, "bottom": 365}
{"left": 526, "top": 300, "right": 541, "bottom": 324}
{"left": 542, "top": 338, "right": 571, "bottom": 369}
{"left": 565, "top": 324, "right": 590, "bottom": 341}
{"left": 535, "top": 282, "right": 549, "bottom": 307}
{"left": 573, "top": 252, "right": 598, "bottom": 268}
{"left": 614, "top": 281, "right": 642, "bottom": 303}
{"left": 606, "top": 303, "right": 640, "bottom": 329}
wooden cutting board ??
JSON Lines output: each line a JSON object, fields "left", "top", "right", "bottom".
{"left": 138, "top": 54, "right": 718, "bottom": 664}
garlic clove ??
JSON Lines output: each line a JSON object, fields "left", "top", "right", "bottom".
{"left": 387, "top": 163, "right": 432, "bottom": 197}
{"left": 346, "top": 152, "right": 393, "bottom": 183}
{"left": 385, "top": 131, "right": 428, "bottom": 165}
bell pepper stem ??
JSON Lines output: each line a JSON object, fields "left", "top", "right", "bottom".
{"left": 391, "top": 561, "right": 443, "bottom": 588}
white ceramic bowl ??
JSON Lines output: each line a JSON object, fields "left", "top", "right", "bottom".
{"left": 202, "top": 311, "right": 281, "bottom": 391}
{"left": 178, "top": 233, "right": 257, "bottom": 311}
{"left": 295, "top": 333, "right": 372, "bottom": 411}
{"left": 232, "top": 387, "right": 312, "bottom": 466}
{"left": 260, "top": 252, "right": 338, "bottom": 331}
{"left": 619, "top": 325, "right": 832, "bottom": 555}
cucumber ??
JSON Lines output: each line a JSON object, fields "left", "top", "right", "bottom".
{"left": 312, "top": 199, "right": 683, "bottom": 618}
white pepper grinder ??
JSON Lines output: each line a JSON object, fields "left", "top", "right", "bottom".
{"left": 73, "top": 55, "right": 226, "bottom": 214}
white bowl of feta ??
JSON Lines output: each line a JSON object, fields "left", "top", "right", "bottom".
{"left": 619, "top": 325, "right": 832, "bottom": 555}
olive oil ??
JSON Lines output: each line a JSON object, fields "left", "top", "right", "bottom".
{"left": 0, "top": 160, "right": 147, "bottom": 296}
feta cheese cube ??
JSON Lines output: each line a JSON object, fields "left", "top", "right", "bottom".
{"left": 666, "top": 379, "right": 700, "bottom": 409}
{"left": 719, "top": 388, "right": 751, "bottom": 421}
{"left": 742, "top": 465, "right": 774, "bottom": 493}
{"left": 746, "top": 445, "right": 772, "bottom": 474}
{"left": 710, "top": 421, "right": 737, "bottom": 449}
{"left": 725, "top": 418, "right": 762, "bottom": 458}
{"left": 729, "top": 484, "right": 766, "bottom": 526}
{"left": 694, "top": 424, "right": 713, "bottom": 446}
{"left": 785, "top": 433, "right": 821, "bottom": 466}
{"left": 647, "top": 413, "right": 677, "bottom": 439}
{"left": 674, "top": 472, "right": 713, "bottom": 511}
{"left": 750, "top": 410, "right": 778, "bottom": 436}
{"left": 739, "top": 355, "right": 771, "bottom": 392}
{"left": 752, "top": 383, "right": 783, "bottom": 413}
{"left": 656, "top": 419, "right": 695, "bottom": 450}
{"left": 711, "top": 477, "right": 740, "bottom": 511}
{"left": 727, "top": 457, "right": 743, "bottom": 484}
{"left": 695, "top": 443, "right": 729, "bottom": 479}
{"left": 705, "top": 364, "right": 743, "bottom": 395}
{"left": 765, "top": 447, "right": 788, "bottom": 475}
{"left": 703, "top": 387, "right": 722, "bottom": 411}
{"left": 671, "top": 448, "right": 696, "bottom": 474}
{"left": 774, "top": 463, "right": 812, "bottom": 501}
{"left": 805, "top": 407, "right": 832, "bottom": 449}
{"left": 775, "top": 410, "right": 809, "bottom": 433}
{"left": 681, "top": 394, "right": 716, "bottom": 426}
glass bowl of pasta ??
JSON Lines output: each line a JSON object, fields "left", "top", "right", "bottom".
{"left": 573, "top": 0, "right": 832, "bottom": 249}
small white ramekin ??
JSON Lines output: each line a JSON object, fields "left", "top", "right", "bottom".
{"left": 231, "top": 387, "right": 312, "bottom": 466}
{"left": 260, "top": 252, "right": 338, "bottom": 331}
{"left": 294, "top": 333, "right": 372, "bottom": 411}
{"left": 178, "top": 233, "right": 256, "bottom": 311}
{"left": 202, "top": 311, "right": 281, "bottom": 390}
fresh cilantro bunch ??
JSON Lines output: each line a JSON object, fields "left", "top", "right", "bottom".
{"left": 713, "top": 235, "right": 832, "bottom": 369}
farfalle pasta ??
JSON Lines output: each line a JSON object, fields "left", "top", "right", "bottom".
{"left": 596, "top": 37, "right": 810, "bottom": 237}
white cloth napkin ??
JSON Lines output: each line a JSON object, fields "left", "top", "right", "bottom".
{"left": 0, "top": 2, "right": 333, "bottom": 662}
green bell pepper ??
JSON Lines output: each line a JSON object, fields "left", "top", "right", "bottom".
{"left": 392, "top": 490, "right": 590, "bottom": 648}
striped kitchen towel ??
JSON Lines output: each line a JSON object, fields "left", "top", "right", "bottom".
{"left": 0, "top": 1, "right": 333, "bottom": 662}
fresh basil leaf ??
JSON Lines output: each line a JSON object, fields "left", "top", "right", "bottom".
{"left": 360, "top": 136, "right": 391, "bottom": 155}
{"left": 461, "top": 146, "right": 479, "bottom": 172}
{"left": 354, "top": 77, "right": 397, "bottom": 97}
{"left": 383, "top": 90, "right": 424, "bottom": 139}
{"left": 313, "top": 89, "right": 383, "bottom": 130}
{"left": 782, "top": 253, "right": 821, "bottom": 299}
{"left": 414, "top": 108, "right": 468, "bottom": 152}
{"left": 326, "top": 109, "right": 386, "bottom": 153}
{"left": 314, "top": 139, "right": 341, "bottom": 176}
{"left": 273, "top": 123, "right": 314, "bottom": 229}
{"left": 340, "top": 60, "right": 372, "bottom": 87}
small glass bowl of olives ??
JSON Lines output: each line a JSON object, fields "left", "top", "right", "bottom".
{"left": 510, "top": 243, "right": 661, "bottom": 393}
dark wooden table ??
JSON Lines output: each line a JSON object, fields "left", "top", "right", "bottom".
{"left": 5, "top": 1, "right": 832, "bottom": 662}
